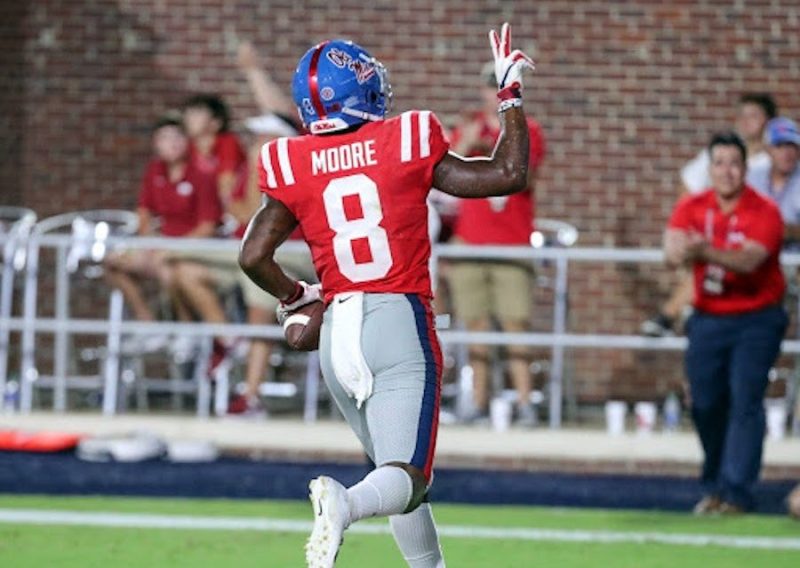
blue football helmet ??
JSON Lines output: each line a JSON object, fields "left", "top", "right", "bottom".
{"left": 292, "top": 40, "right": 392, "bottom": 134}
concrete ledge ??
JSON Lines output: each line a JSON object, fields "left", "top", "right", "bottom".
{"left": 3, "top": 413, "right": 799, "bottom": 478}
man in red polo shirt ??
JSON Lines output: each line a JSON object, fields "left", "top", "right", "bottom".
{"left": 104, "top": 114, "right": 220, "bottom": 329}
{"left": 449, "top": 62, "right": 546, "bottom": 426}
{"left": 665, "top": 131, "right": 787, "bottom": 514}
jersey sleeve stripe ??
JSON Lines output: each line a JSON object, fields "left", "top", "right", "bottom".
{"left": 276, "top": 137, "right": 295, "bottom": 186}
{"left": 419, "top": 110, "right": 431, "bottom": 158}
{"left": 400, "top": 111, "right": 413, "bottom": 163}
{"left": 260, "top": 142, "right": 277, "bottom": 188}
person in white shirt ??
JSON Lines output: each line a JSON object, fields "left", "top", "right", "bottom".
{"left": 641, "top": 93, "right": 778, "bottom": 337}
{"left": 681, "top": 93, "right": 776, "bottom": 194}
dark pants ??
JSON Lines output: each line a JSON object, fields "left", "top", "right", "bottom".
{"left": 685, "top": 304, "right": 787, "bottom": 510}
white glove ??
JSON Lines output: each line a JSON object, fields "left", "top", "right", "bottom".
{"left": 276, "top": 280, "right": 322, "bottom": 325}
{"left": 489, "top": 23, "right": 535, "bottom": 112}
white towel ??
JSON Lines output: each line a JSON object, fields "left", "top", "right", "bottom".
{"left": 330, "top": 292, "right": 374, "bottom": 408}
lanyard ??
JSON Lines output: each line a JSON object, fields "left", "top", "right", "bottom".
{"left": 704, "top": 208, "right": 737, "bottom": 247}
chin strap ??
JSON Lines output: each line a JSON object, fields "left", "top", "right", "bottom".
{"left": 341, "top": 107, "right": 385, "bottom": 122}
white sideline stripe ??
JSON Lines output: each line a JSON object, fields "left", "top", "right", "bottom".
{"left": 0, "top": 509, "right": 799, "bottom": 551}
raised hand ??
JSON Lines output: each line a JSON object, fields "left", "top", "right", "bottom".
{"left": 237, "top": 40, "right": 260, "bottom": 72}
{"left": 489, "top": 23, "right": 535, "bottom": 112}
{"left": 489, "top": 22, "right": 535, "bottom": 90}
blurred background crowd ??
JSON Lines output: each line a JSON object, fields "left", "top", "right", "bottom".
{"left": 2, "top": 1, "right": 800, "bottom": 426}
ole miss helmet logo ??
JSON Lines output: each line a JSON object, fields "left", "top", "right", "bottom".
{"left": 326, "top": 48, "right": 376, "bottom": 84}
{"left": 350, "top": 59, "right": 376, "bottom": 84}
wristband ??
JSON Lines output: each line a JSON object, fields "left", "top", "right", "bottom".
{"left": 497, "top": 84, "right": 522, "bottom": 102}
{"left": 498, "top": 98, "right": 522, "bottom": 113}
{"left": 497, "top": 84, "right": 522, "bottom": 113}
{"left": 283, "top": 281, "right": 303, "bottom": 305}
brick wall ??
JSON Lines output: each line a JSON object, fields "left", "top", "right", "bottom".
{"left": 3, "top": 1, "right": 800, "bottom": 406}
{"left": 0, "top": 2, "right": 26, "bottom": 206}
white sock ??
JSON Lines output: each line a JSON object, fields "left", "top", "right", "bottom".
{"left": 346, "top": 466, "right": 413, "bottom": 523}
{"left": 390, "top": 503, "right": 445, "bottom": 568}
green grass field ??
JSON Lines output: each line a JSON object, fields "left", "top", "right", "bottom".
{"left": 0, "top": 495, "right": 798, "bottom": 567}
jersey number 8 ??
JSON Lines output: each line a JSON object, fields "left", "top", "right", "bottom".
{"left": 322, "top": 173, "right": 394, "bottom": 282}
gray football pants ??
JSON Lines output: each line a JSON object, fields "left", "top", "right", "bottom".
{"left": 319, "top": 293, "right": 442, "bottom": 481}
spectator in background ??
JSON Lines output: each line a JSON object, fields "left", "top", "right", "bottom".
{"left": 233, "top": 41, "right": 316, "bottom": 413}
{"left": 171, "top": 94, "right": 248, "bottom": 365}
{"left": 175, "top": 114, "right": 315, "bottom": 415}
{"left": 643, "top": 93, "right": 778, "bottom": 337}
{"left": 681, "top": 93, "right": 776, "bottom": 194}
{"left": 104, "top": 113, "right": 220, "bottom": 347}
{"left": 172, "top": 43, "right": 315, "bottom": 411}
{"left": 664, "top": 132, "right": 787, "bottom": 514}
{"left": 747, "top": 117, "right": 800, "bottom": 247}
{"left": 237, "top": 41, "right": 302, "bottom": 129}
{"left": 449, "top": 62, "right": 546, "bottom": 426}
{"left": 182, "top": 94, "right": 248, "bottom": 207}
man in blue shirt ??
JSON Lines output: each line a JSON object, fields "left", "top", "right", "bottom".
{"left": 747, "top": 117, "right": 800, "bottom": 248}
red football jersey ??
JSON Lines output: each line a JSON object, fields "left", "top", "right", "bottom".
{"left": 668, "top": 186, "right": 785, "bottom": 315}
{"left": 259, "top": 111, "right": 450, "bottom": 302}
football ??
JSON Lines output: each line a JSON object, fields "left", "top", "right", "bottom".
{"left": 282, "top": 300, "right": 325, "bottom": 351}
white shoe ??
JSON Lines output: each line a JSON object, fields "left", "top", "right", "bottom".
{"left": 140, "top": 334, "right": 170, "bottom": 353}
{"left": 120, "top": 334, "right": 169, "bottom": 355}
{"left": 169, "top": 334, "right": 198, "bottom": 363}
{"left": 305, "top": 476, "right": 351, "bottom": 568}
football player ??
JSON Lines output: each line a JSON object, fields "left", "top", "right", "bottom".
{"left": 240, "top": 23, "right": 535, "bottom": 568}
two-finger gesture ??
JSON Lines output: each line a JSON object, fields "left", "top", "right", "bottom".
{"left": 489, "top": 23, "right": 535, "bottom": 95}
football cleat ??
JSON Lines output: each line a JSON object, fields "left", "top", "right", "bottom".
{"left": 292, "top": 40, "right": 392, "bottom": 134}
{"left": 305, "top": 476, "right": 351, "bottom": 568}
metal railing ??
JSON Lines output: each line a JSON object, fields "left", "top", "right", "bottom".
{"left": 3, "top": 230, "right": 800, "bottom": 427}
{"left": 0, "top": 207, "right": 37, "bottom": 403}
